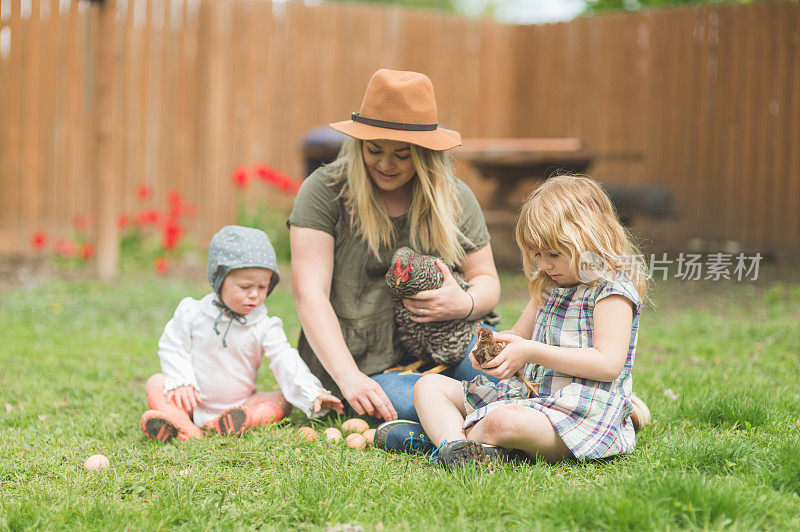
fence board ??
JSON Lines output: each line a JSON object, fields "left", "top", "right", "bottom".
{"left": 62, "top": 0, "right": 80, "bottom": 245}
{"left": 0, "top": 2, "right": 5, "bottom": 247}
{"left": 40, "top": 0, "right": 58, "bottom": 235}
{"left": 715, "top": 6, "right": 735, "bottom": 248}
{"left": 0, "top": 0, "right": 21, "bottom": 249}
{"left": 770, "top": 3, "right": 791, "bottom": 251}
{"left": 0, "top": 1, "right": 798, "bottom": 257}
{"left": 787, "top": 3, "right": 800, "bottom": 247}
{"left": 751, "top": 3, "right": 769, "bottom": 250}
{"left": 20, "top": 0, "right": 41, "bottom": 245}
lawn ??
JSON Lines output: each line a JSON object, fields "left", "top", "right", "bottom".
{"left": 1, "top": 262, "right": 799, "bottom": 530}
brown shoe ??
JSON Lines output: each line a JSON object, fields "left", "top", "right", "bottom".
{"left": 205, "top": 406, "right": 251, "bottom": 436}
{"left": 141, "top": 410, "right": 186, "bottom": 443}
{"left": 630, "top": 393, "right": 652, "bottom": 433}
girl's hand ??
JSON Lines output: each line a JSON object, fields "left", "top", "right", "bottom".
{"left": 337, "top": 370, "right": 398, "bottom": 422}
{"left": 313, "top": 393, "right": 344, "bottom": 414}
{"left": 403, "top": 260, "right": 471, "bottom": 323}
{"left": 470, "top": 330, "right": 524, "bottom": 370}
{"left": 165, "top": 385, "right": 201, "bottom": 412}
{"left": 479, "top": 332, "right": 535, "bottom": 380}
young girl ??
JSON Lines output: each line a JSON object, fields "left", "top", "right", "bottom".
{"left": 414, "top": 175, "right": 651, "bottom": 468}
{"left": 140, "top": 225, "right": 343, "bottom": 442}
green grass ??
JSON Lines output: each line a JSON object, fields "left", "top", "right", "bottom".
{"left": 1, "top": 264, "right": 799, "bottom": 530}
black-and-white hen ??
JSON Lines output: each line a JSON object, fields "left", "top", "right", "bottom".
{"left": 385, "top": 247, "right": 481, "bottom": 368}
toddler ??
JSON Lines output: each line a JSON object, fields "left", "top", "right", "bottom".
{"left": 413, "top": 175, "right": 651, "bottom": 468}
{"left": 140, "top": 225, "right": 342, "bottom": 442}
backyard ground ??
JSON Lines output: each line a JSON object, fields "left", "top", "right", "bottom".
{"left": 1, "top": 258, "right": 799, "bottom": 530}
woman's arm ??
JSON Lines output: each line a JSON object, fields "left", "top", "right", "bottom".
{"left": 290, "top": 226, "right": 397, "bottom": 421}
{"left": 403, "top": 243, "right": 501, "bottom": 322}
{"left": 485, "top": 295, "right": 634, "bottom": 382}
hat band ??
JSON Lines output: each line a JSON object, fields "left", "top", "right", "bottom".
{"left": 351, "top": 112, "right": 438, "bottom": 132}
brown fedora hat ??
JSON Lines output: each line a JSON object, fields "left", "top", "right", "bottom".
{"left": 330, "top": 69, "right": 461, "bottom": 151}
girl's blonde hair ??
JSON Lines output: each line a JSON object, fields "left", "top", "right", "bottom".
{"left": 515, "top": 174, "right": 650, "bottom": 306}
{"left": 329, "top": 138, "right": 468, "bottom": 265}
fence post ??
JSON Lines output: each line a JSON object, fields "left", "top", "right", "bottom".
{"left": 93, "top": 0, "right": 119, "bottom": 280}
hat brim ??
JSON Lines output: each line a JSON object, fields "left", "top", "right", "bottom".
{"left": 329, "top": 120, "right": 461, "bottom": 151}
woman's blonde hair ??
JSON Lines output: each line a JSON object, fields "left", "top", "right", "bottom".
{"left": 515, "top": 174, "right": 650, "bottom": 306}
{"left": 329, "top": 138, "right": 468, "bottom": 265}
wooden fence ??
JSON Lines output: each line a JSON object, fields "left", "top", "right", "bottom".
{"left": 513, "top": 1, "right": 800, "bottom": 256}
{"left": 0, "top": 0, "right": 798, "bottom": 257}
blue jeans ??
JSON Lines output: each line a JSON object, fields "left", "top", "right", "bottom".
{"left": 368, "top": 327, "right": 500, "bottom": 423}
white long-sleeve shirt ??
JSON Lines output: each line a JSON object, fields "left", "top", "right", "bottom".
{"left": 158, "top": 293, "right": 329, "bottom": 426}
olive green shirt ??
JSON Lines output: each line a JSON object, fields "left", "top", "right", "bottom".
{"left": 288, "top": 166, "right": 490, "bottom": 397}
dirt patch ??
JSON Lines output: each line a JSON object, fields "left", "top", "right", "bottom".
{"left": 0, "top": 254, "right": 77, "bottom": 291}
{"left": 0, "top": 253, "right": 209, "bottom": 292}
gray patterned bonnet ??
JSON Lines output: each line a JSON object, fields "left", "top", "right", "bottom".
{"left": 207, "top": 225, "right": 280, "bottom": 297}
{"left": 207, "top": 226, "right": 280, "bottom": 346}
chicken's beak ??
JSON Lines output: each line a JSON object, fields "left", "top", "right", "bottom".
{"left": 395, "top": 277, "right": 401, "bottom": 287}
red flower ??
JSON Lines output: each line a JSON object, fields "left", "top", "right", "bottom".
{"left": 256, "top": 165, "right": 280, "bottom": 185}
{"left": 54, "top": 239, "right": 75, "bottom": 258}
{"left": 166, "top": 190, "right": 186, "bottom": 219}
{"left": 30, "top": 231, "right": 48, "bottom": 250}
{"left": 135, "top": 209, "right": 161, "bottom": 226}
{"left": 256, "top": 165, "right": 301, "bottom": 194}
{"left": 154, "top": 256, "right": 170, "bottom": 274}
{"left": 78, "top": 242, "right": 95, "bottom": 260}
{"left": 232, "top": 166, "right": 250, "bottom": 189}
{"left": 167, "top": 190, "right": 182, "bottom": 206}
{"left": 137, "top": 184, "right": 153, "bottom": 200}
{"left": 73, "top": 215, "right": 87, "bottom": 231}
{"left": 162, "top": 219, "right": 184, "bottom": 250}
{"left": 117, "top": 214, "right": 130, "bottom": 229}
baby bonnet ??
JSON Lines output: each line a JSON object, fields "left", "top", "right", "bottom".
{"left": 207, "top": 225, "right": 280, "bottom": 297}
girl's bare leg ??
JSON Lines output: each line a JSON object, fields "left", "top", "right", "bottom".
{"left": 143, "top": 373, "right": 202, "bottom": 439}
{"left": 414, "top": 374, "right": 469, "bottom": 446}
{"left": 465, "top": 404, "right": 572, "bottom": 463}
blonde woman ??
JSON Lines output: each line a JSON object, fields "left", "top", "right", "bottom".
{"left": 414, "top": 175, "right": 652, "bottom": 468}
{"left": 289, "top": 69, "right": 501, "bottom": 436}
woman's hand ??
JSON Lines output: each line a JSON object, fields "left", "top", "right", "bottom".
{"left": 313, "top": 393, "right": 345, "bottom": 414}
{"left": 403, "top": 260, "right": 471, "bottom": 323}
{"left": 478, "top": 332, "right": 535, "bottom": 380}
{"left": 165, "top": 385, "right": 201, "bottom": 412}
{"left": 337, "top": 370, "right": 398, "bottom": 422}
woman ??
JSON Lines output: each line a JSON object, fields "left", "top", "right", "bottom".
{"left": 289, "top": 69, "right": 501, "bottom": 425}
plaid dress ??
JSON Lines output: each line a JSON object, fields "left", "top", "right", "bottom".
{"left": 463, "top": 272, "right": 641, "bottom": 460}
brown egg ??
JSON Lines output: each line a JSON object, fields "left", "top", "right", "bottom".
{"left": 84, "top": 454, "right": 110, "bottom": 472}
{"left": 341, "top": 418, "right": 369, "bottom": 434}
{"left": 323, "top": 427, "right": 342, "bottom": 442}
{"left": 345, "top": 433, "right": 366, "bottom": 450}
{"left": 296, "top": 427, "right": 319, "bottom": 441}
{"left": 362, "top": 428, "right": 376, "bottom": 444}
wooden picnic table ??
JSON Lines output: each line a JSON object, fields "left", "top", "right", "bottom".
{"left": 453, "top": 138, "right": 595, "bottom": 212}
{"left": 452, "top": 138, "right": 649, "bottom": 267}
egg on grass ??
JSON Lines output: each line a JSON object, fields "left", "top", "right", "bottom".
{"left": 296, "top": 427, "right": 319, "bottom": 441}
{"left": 345, "top": 433, "right": 366, "bottom": 450}
{"left": 323, "top": 427, "right": 342, "bottom": 442}
{"left": 342, "top": 418, "right": 369, "bottom": 434}
{"left": 84, "top": 454, "right": 110, "bottom": 472}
